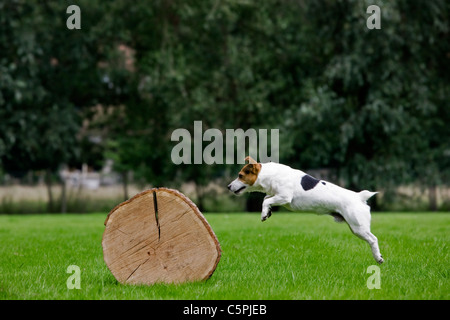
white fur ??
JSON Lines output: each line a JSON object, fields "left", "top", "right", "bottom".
{"left": 228, "top": 162, "right": 384, "bottom": 264}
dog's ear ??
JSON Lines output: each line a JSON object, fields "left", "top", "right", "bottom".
{"left": 243, "top": 157, "right": 262, "bottom": 175}
{"left": 245, "top": 156, "right": 257, "bottom": 164}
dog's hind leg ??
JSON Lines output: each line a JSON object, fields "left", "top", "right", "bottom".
{"left": 344, "top": 207, "right": 384, "bottom": 264}
{"left": 349, "top": 225, "right": 384, "bottom": 264}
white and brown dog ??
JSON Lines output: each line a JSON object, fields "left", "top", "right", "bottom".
{"left": 228, "top": 156, "right": 384, "bottom": 264}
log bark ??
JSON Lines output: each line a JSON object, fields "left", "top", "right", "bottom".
{"left": 102, "top": 188, "right": 221, "bottom": 285}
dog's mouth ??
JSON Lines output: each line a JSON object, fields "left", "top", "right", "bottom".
{"left": 234, "top": 186, "right": 246, "bottom": 195}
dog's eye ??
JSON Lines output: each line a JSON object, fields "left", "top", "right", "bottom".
{"left": 238, "top": 173, "right": 243, "bottom": 179}
{"left": 244, "top": 170, "right": 250, "bottom": 174}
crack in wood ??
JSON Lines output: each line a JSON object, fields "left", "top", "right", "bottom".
{"left": 126, "top": 257, "right": 150, "bottom": 282}
{"left": 153, "top": 190, "right": 161, "bottom": 241}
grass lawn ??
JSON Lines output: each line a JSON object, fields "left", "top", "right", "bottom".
{"left": 0, "top": 212, "right": 448, "bottom": 300}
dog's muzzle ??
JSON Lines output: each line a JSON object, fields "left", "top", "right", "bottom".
{"left": 227, "top": 179, "right": 247, "bottom": 195}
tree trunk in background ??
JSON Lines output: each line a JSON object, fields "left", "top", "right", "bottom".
{"left": 122, "top": 171, "right": 129, "bottom": 201}
{"left": 246, "top": 192, "right": 265, "bottom": 212}
{"left": 428, "top": 185, "right": 437, "bottom": 211}
{"left": 60, "top": 179, "right": 67, "bottom": 213}
{"left": 369, "top": 191, "right": 380, "bottom": 211}
{"left": 195, "top": 183, "right": 205, "bottom": 212}
{"left": 45, "top": 169, "right": 54, "bottom": 212}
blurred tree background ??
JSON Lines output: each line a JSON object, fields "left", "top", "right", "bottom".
{"left": 0, "top": 0, "right": 448, "bottom": 213}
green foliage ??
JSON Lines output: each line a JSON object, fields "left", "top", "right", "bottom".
{"left": 0, "top": 0, "right": 449, "bottom": 209}
{"left": 282, "top": 0, "right": 450, "bottom": 190}
{"left": 103, "top": 0, "right": 449, "bottom": 193}
{"left": 0, "top": 1, "right": 108, "bottom": 173}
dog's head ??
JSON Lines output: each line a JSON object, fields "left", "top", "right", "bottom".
{"left": 227, "top": 156, "right": 262, "bottom": 195}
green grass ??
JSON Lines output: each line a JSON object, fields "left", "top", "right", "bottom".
{"left": 0, "top": 212, "right": 448, "bottom": 300}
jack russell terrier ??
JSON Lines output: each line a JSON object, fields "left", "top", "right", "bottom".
{"left": 228, "top": 156, "right": 384, "bottom": 264}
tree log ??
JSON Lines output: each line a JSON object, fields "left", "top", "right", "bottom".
{"left": 102, "top": 188, "right": 221, "bottom": 285}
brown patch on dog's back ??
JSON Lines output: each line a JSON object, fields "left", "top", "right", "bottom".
{"left": 238, "top": 163, "right": 261, "bottom": 186}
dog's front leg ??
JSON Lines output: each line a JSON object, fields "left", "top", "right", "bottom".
{"left": 261, "top": 194, "right": 291, "bottom": 221}
{"left": 261, "top": 195, "right": 274, "bottom": 221}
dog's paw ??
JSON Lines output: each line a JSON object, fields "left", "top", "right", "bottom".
{"left": 377, "top": 255, "right": 384, "bottom": 264}
{"left": 261, "top": 207, "right": 272, "bottom": 222}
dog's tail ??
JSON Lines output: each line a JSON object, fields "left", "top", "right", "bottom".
{"left": 359, "top": 190, "right": 378, "bottom": 203}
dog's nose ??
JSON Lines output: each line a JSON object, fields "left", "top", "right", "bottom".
{"left": 227, "top": 184, "right": 232, "bottom": 190}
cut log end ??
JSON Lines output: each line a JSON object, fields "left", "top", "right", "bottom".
{"left": 102, "top": 188, "right": 221, "bottom": 285}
